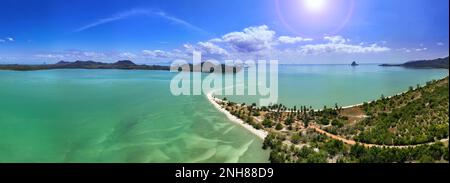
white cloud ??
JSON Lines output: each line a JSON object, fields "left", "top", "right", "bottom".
{"left": 397, "top": 48, "right": 412, "bottom": 53}
{"left": 208, "top": 38, "right": 223, "bottom": 43}
{"left": 299, "top": 36, "right": 391, "bottom": 55}
{"left": 136, "top": 26, "right": 391, "bottom": 62}
{"left": 0, "top": 56, "right": 19, "bottom": 61}
{"left": 196, "top": 42, "right": 229, "bottom": 57}
{"left": 34, "top": 54, "right": 65, "bottom": 59}
{"left": 323, "top": 35, "right": 347, "bottom": 44}
{"left": 437, "top": 42, "right": 445, "bottom": 46}
{"left": 34, "top": 51, "right": 109, "bottom": 61}
{"left": 74, "top": 9, "right": 207, "bottom": 34}
{"left": 278, "top": 36, "right": 313, "bottom": 44}
{"left": 154, "top": 11, "right": 208, "bottom": 34}
{"left": 0, "top": 37, "right": 14, "bottom": 43}
{"left": 415, "top": 48, "right": 428, "bottom": 52}
{"left": 38, "top": 25, "right": 396, "bottom": 63}
{"left": 221, "top": 25, "right": 276, "bottom": 53}
{"left": 119, "top": 52, "right": 137, "bottom": 59}
{"left": 75, "top": 9, "right": 149, "bottom": 32}
{"left": 142, "top": 50, "right": 175, "bottom": 59}
{"left": 179, "top": 42, "right": 229, "bottom": 60}
{"left": 299, "top": 43, "right": 390, "bottom": 54}
{"left": 81, "top": 51, "right": 106, "bottom": 58}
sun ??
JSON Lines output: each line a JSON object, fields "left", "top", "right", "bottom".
{"left": 275, "top": 0, "right": 355, "bottom": 37}
{"left": 303, "top": 0, "right": 327, "bottom": 12}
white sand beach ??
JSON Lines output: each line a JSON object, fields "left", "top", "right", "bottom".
{"left": 206, "top": 91, "right": 268, "bottom": 140}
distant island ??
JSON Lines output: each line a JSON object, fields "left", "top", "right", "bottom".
{"left": 0, "top": 60, "right": 169, "bottom": 71}
{"left": 380, "top": 56, "right": 449, "bottom": 69}
{"left": 351, "top": 61, "right": 359, "bottom": 66}
{"left": 0, "top": 60, "right": 241, "bottom": 73}
{"left": 174, "top": 62, "right": 242, "bottom": 73}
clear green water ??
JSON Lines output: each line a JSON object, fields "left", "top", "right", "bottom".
{"left": 0, "top": 69, "right": 269, "bottom": 163}
{"left": 0, "top": 65, "right": 447, "bottom": 162}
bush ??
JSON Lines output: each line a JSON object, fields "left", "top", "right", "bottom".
{"left": 275, "top": 123, "right": 283, "bottom": 130}
{"left": 291, "top": 134, "right": 301, "bottom": 144}
{"left": 418, "top": 155, "right": 434, "bottom": 163}
{"left": 306, "top": 152, "right": 327, "bottom": 163}
{"left": 253, "top": 123, "right": 263, "bottom": 130}
{"left": 262, "top": 118, "right": 274, "bottom": 128}
{"left": 324, "top": 139, "right": 344, "bottom": 156}
{"left": 245, "top": 116, "right": 254, "bottom": 124}
{"left": 319, "top": 118, "right": 329, "bottom": 125}
{"left": 331, "top": 119, "right": 344, "bottom": 128}
{"left": 285, "top": 117, "right": 294, "bottom": 125}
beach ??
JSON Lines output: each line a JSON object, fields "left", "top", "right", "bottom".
{"left": 206, "top": 90, "right": 268, "bottom": 140}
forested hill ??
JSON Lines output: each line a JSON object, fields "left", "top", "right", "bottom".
{"left": 0, "top": 60, "right": 170, "bottom": 71}
{"left": 380, "top": 57, "right": 449, "bottom": 69}
{"left": 0, "top": 60, "right": 241, "bottom": 73}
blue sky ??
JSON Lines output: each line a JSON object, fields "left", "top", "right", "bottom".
{"left": 0, "top": 0, "right": 448, "bottom": 64}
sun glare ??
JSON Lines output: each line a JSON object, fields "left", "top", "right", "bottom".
{"left": 303, "top": 0, "right": 327, "bottom": 12}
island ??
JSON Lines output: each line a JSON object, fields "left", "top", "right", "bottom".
{"left": 0, "top": 60, "right": 241, "bottom": 73}
{"left": 0, "top": 60, "right": 170, "bottom": 71}
{"left": 351, "top": 61, "right": 359, "bottom": 66}
{"left": 380, "top": 56, "right": 449, "bottom": 69}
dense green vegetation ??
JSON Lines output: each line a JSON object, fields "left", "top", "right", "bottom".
{"left": 320, "top": 77, "right": 449, "bottom": 145}
{"left": 219, "top": 77, "right": 449, "bottom": 163}
{"left": 264, "top": 131, "right": 448, "bottom": 163}
{"left": 356, "top": 78, "right": 449, "bottom": 145}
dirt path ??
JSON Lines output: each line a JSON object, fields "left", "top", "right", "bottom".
{"left": 210, "top": 91, "right": 448, "bottom": 149}
{"left": 309, "top": 124, "right": 449, "bottom": 148}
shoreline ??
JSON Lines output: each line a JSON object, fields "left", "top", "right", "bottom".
{"left": 341, "top": 88, "right": 424, "bottom": 109}
{"left": 206, "top": 89, "right": 423, "bottom": 140}
{"left": 206, "top": 91, "right": 268, "bottom": 140}
{"left": 206, "top": 75, "right": 449, "bottom": 141}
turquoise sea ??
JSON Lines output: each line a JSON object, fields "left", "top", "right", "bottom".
{"left": 220, "top": 64, "right": 449, "bottom": 108}
{"left": 0, "top": 65, "right": 448, "bottom": 162}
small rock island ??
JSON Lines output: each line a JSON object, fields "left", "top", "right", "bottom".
{"left": 351, "top": 61, "right": 359, "bottom": 66}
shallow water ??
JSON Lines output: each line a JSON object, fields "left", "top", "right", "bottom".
{"left": 219, "top": 64, "right": 449, "bottom": 108}
{"left": 0, "top": 69, "right": 269, "bottom": 163}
